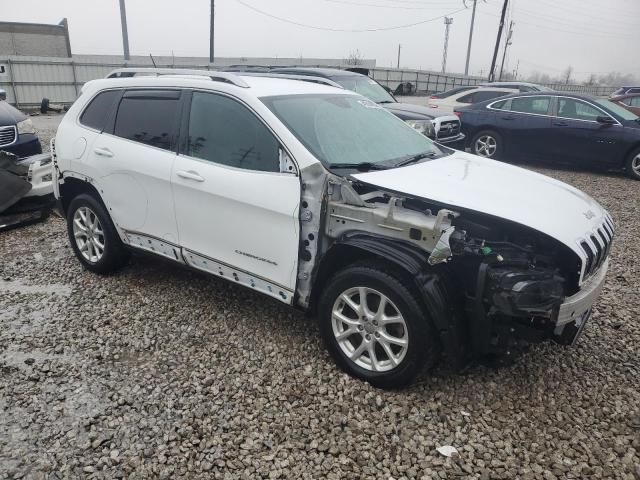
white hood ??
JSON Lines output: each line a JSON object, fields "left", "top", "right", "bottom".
{"left": 352, "top": 151, "right": 611, "bottom": 259}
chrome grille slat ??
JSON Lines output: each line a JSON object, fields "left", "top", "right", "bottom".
{"left": 437, "top": 120, "right": 460, "bottom": 139}
{"left": 579, "top": 217, "right": 614, "bottom": 283}
{"left": 0, "top": 125, "right": 17, "bottom": 147}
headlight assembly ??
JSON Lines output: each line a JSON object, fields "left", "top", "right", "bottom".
{"left": 405, "top": 119, "right": 435, "bottom": 139}
{"left": 17, "top": 118, "right": 36, "bottom": 135}
{"left": 486, "top": 268, "right": 565, "bottom": 317}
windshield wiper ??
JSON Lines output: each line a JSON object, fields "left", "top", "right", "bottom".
{"left": 377, "top": 100, "right": 395, "bottom": 104}
{"left": 327, "top": 162, "right": 389, "bottom": 171}
{"left": 393, "top": 151, "right": 438, "bottom": 168}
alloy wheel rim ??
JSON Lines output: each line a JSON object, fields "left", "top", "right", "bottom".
{"left": 632, "top": 154, "right": 640, "bottom": 175}
{"left": 331, "top": 287, "right": 408, "bottom": 372}
{"left": 73, "top": 206, "right": 105, "bottom": 263}
{"left": 475, "top": 135, "right": 497, "bottom": 157}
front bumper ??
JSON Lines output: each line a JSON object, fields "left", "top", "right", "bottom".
{"left": 1, "top": 133, "right": 42, "bottom": 159}
{"left": 553, "top": 259, "right": 609, "bottom": 341}
{"left": 435, "top": 133, "right": 466, "bottom": 150}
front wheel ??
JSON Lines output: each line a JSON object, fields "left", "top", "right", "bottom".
{"left": 66, "top": 193, "right": 128, "bottom": 274}
{"left": 318, "top": 264, "right": 439, "bottom": 389}
{"left": 625, "top": 148, "right": 640, "bottom": 180}
{"left": 471, "top": 130, "right": 503, "bottom": 159}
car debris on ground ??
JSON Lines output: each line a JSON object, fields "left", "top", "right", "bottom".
{"left": 0, "top": 150, "right": 54, "bottom": 232}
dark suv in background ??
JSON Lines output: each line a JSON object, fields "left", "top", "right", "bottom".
{"left": 0, "top": 100, "right": 42, "bottom": 158}
{"left": 250, "top": 67, "right": 465, "bottom": 149}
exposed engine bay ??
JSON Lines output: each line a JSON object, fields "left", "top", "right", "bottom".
{"left": 296, "top": 166, "right": 600, "bottom": 366}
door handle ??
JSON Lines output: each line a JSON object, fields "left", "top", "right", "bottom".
{"left": 93, "top": 147, "right": 113, "bottom": 157}
{"left": 553, "top": 121, "right": 569, "bottom": 127}
{"left": 176, "top": 170, "right": 205, "bottom": 182}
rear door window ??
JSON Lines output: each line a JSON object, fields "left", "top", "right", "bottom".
{"left": 509, "top": 96, "right": 551, "bottom": 115}
{"left": 113, "top": 90, "right": 181, "bottom": 151}
{"left": 80, "top": 90, "right": 121, "bottom": 131}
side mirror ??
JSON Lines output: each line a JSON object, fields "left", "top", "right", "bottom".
{"left": 596, "top": 115, "right": 616, "bottom": 125}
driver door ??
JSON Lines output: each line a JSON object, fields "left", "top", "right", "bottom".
{"left": 171, "top": 91, "right": 301, "bottom": 302}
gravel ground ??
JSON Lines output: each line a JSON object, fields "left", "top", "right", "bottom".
{"left": 0, "top": 117, "right": 639, "bottom": 479}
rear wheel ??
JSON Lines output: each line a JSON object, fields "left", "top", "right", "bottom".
{"left": 472, "top": 130, "right": 503, "bottom": 159}
{"left": 66, "top": 194, "right": 128, "bottom": 274}
{"left": 625, "top": 148, "right": 640, "bottom": 180}
{"left": 318, "top": 264, "right": 439, "bottom": 389}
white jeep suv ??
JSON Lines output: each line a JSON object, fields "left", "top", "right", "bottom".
{"left": 52, "top": 69, "right": 613, "bottom": 388}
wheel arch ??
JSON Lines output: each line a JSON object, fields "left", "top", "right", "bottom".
{"left": 622, "top": 142, "right": 640, "bottom": 169}
{"left": 58, "top": 175, "right": 105, "bottom": 216}
{"left": 309, "top": 233, "right": 467, "bottom": 368}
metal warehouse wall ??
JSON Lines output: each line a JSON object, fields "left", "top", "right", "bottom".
{"left": 0, "top": 20, "right": 71, "bottom": 58}
{"left": 0, "top": 54, "right": 615, "bottom": 109}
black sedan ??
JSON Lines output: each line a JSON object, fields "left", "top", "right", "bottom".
{"left": 456, "top": 92, "right": 640, "bottom": 180}
{"left": 0, "top": 101, "right": 42, "bottom": 158}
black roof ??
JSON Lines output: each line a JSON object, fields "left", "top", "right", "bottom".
{"left": 269, "top": 67, "right": 362, "bottom": 79}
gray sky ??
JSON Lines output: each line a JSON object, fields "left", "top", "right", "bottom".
{"left": 4, "top": 0, "right": 638, "bottom": 81}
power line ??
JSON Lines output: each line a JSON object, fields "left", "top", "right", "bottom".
{"left": 236, "top": 0, "right": 468, "bottom": 31}
{"left": 324, "top": 0, "right": 463, "bottom": 9}
{"left": 478, "top": 11, "right": 634, "bottom": 40}
{"left": 511, "top": 5, "right": 637, "bottom": 34}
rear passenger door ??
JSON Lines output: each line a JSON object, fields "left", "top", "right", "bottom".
{"left": 89, "top": 89, "right": 182, "bottom": 247}
{"left": 491, "top": 96, "right": 553, "bottom": 160}
{"left": 171, "top": 91, "right": 301, "bottom": 302}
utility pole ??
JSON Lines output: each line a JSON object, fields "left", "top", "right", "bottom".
{"left": 513, "top": 59, "right": 520, "bottom": 79}
{"left": 118, "top": 0, "right": 130, "bottom": 61}
{"left": 464, "top": 0, "right": 477, "bottom": 76}
{"left": 397, "top": 44, "right": 401, "bottom": 69}
{"left": 488, "top": 0, "right": 508, "bottom": 82}
{"left": 498, "top": 20, "right": 514, "bottom": 80}
{"left": 441, "top": 17, "right": 453, "bottom": 74}
{"left": 209, "top": 0, "right": 215, "bottom": 64}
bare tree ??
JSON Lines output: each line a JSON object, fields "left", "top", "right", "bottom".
{"left": 563, "top": 66, "right": 573, "bottom": 85}
{"left": 346, "top": 50, "right": 362, "bottom": 66}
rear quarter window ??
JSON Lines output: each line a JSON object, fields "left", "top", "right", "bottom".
{"left": 113, "top": 91, "right": 181, "bottom": 151}
{"left": 79, "top": 90, "right": 121, "bottom": 131}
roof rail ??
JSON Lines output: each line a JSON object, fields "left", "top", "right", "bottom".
{"left": 230, "top": 72, "right": 344, "bottom": 89}
{"left": 105, "top": 68, "right": 250, "bottom": 88}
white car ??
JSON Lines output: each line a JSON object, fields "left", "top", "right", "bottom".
{"left": 427, "top": 87, "right": 518, "bottom": 112}
{"left": 52, "top": 69, "right": 613, "bottom": 388}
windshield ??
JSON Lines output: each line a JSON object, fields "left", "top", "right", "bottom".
{"left": 262, "top": 94, "right": 442, "bottom": 167}
{"left": 332, "top": 76, "right": 396, "bottom": 104}
{"left": 595, "top": 99, "right": 639, "bottom": 121}
{"left": 431, "top": 86, "right": 475, "bottom": 99}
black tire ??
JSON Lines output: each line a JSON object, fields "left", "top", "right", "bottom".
{"left": 471, "top": 130, "right": 503, "bottom": 159}
{"left": 624, "top": 147, "right": 640, "bottom": 180}
{"left": 66, "top": 193, "right": 128, "bottom": 274}
{"left": 318, "top": 264, "right": 440, "bottom": 389}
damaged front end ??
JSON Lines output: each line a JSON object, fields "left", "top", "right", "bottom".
{"left": 297, "top": 168, "right": 605, "bottom": 367}
{"left": 0, "top": 150, "right": 55, "bottom": 232}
